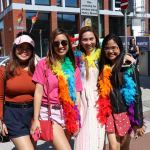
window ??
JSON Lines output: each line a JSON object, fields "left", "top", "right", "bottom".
{"left": 58, "top": 13, "right": 78, "bottom": 35}
{"left": 114, "top": 0, "right": 121, "bottom": 10}
{"left": 57, "top": 0, "right": 62, "bottom": 6}
{"left": 99, "top": 0, "right": 104, "bottom": 9}
{"left": 25, "top": 0, "right": 31, "bottom": 4}
{"left": 35, "top": 0, "right": 50, "bottom": 5}
{"left": 65, "top": 0, "right": 77, "bottom": 7}
{"left": 26, "top": 12, "right": 50, "bottom": 57}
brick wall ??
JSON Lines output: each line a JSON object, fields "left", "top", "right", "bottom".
{"left": 3, "top": 11, "right": 14, "bottom": 55}
{"left": 103, "top": 0, "right": 109, "bottom": 36}
{"left": 3, "top": 8, "right": 27, "bottom": 55}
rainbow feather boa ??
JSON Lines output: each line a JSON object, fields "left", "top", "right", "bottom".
{"left": 96, "top": 65, "right": 112, "bottom": 125}
{"left": 51, "top": 57, "right": 80, "bottom": 134}
{"left": 120, "top": 67, "right": 139, "bottom": 126}
{"left": 97, "top": 65, "right": 139, "bottom": 127}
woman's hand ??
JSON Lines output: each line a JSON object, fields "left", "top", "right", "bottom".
{"left": 1, "top": 122, "right": 8, "bottom": 136}
{"left": 134, "top": 125, "right": 145, "bottom": 138}
{"left": 123, "top": 53, "right": 136, "bottom": 65}
{"left": 0, "top": 120, "right": 2, "bottom": 133}
{"left": 30, "top": 119, "right": 41, "bottom": 135}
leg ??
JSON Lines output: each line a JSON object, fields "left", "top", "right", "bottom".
{"left": 107, "top": 133, "right": 120, "bottom": 150}
{"left": 52, "top": 121, "right": 71, "bottom": 150}
{"left": 11, "top": 135, "right": 34, "bottom": 150}
{"left": 120, "top": 134, "right": 131, "bottom": 150}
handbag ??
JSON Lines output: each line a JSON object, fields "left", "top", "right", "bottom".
{"left": 0, "top": 134, "right": 10, "bottom": 143}
{"left": 39, "top": 117, "right": 53, "bottom": 141}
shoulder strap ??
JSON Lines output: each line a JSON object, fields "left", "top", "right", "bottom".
{"left": 44, "top": 64, "right": 51, "bottom": 120}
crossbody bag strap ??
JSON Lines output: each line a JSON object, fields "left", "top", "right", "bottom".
{"left": 44, "top": 64, "right": 51, "bottom": 121}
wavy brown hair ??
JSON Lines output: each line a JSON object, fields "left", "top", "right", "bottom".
{"left": 46, "top": 28, "right": 75, "bottom": 68}
{"left": 6, "top": 31, "right": 35, "bottom": 79}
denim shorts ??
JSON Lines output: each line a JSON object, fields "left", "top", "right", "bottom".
{"left": 40, "top": 105, "right": 65, "bottom": 127}
{"left": 3, "top": 105, "right": 33, "bottom": 138}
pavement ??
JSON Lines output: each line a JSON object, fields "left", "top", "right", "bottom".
{"left": 0, "top": 75, "right": 150, "bottom": 150}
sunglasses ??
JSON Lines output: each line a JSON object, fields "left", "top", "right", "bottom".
{"left": 16, "top": 45, "right": 32, "bottom": 52}
{"left": 53, "top": 40, "right": 68, "bottom": 48}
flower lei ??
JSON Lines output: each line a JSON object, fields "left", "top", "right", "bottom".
{"left": 96, "top": 65, "right": 112, "bottom": 125}
{"left": 51, "top": 57, "right": 80, "bottom": 134}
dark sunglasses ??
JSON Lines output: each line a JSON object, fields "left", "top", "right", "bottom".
{"left": 53, "top": 40, "right": 68, "bottom": 48}
{"left": 17, "top": 46, "right": 32, "bottom": 51}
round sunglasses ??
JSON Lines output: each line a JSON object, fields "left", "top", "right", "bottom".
{"left": 53, "top": 40, "right": 68, "bottom": 48}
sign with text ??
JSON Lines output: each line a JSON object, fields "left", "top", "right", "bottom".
{"left": 136, "top": 36, "right": 150, "bottom": 51}
{"left": 81, "top": 0, "right": 98, "bottom": 16}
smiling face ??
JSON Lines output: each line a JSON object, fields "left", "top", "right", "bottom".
{"left": 80, "top": 31, "right": 96, "bottom": 55}
{"left": 53, "top": 34, "right": 69, "bottom": 59}
{"left": 104, "top": 39, "right": 120, "bottom": 64}
{"left": 15, "top": 43, "right": 33, "bottom": 62}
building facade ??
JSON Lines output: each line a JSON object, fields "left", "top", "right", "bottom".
{"left": 0, "top": 0, "right": 149, "bottom": 57}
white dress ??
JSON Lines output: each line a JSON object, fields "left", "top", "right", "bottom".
{"left": 74, "top": 65, "right": 105, "bottom": 150}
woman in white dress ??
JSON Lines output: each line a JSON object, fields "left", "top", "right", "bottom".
{"left": 73, "top": 26, "right": 135, "bottom": 150}
{"left": 74, "top": 26, "right": 105, "bottom": 150}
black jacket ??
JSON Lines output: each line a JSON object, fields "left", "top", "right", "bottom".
{"left": 110, "top": 65, "right": 143, "bottom": 127}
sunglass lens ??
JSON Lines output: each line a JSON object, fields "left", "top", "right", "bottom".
{"left": 53, "top": 41, "right": 60, "bottom": 47}
{"left": 61, "top": 40, "right": 68, "bottom": 46}
{"left": 53, "top": 40, "right": 68, "bottom": 47}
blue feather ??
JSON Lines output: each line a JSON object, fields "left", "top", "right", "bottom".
{"left": 120, "top": 68, "right": 137, "bottom": 106}
{"left": 62, "top": 57, "right": 76, "bottom": 102}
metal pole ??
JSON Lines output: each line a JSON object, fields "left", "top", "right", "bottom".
{"left": 98, "top": 0, "right": 101, "bottom": 38}
{"left": 80, "top": 0, "right": 82, "bottom": 28}
{"left": 124, "top": 10, "right": 128, "bottom": 53}
{"left": 39, "top": 29, "right": 42, "bottom": 58}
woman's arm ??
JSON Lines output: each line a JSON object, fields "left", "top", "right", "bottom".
{"left": 33, "top": 83, "right": 43, "bottom": 120}
{"left": 136, "top": 45, "right": 140, "bottom": 56}
{"left": 31, "top": 83, "right": 43, "bottom": 134}
{"left": 0, "top": 67, "right": 5, "bottom": 121}
{"left": 76, "top": 92, "right": 81, "bottom": 110}
{"left": 132, "top": 66, "right": 145, "bottom": 136}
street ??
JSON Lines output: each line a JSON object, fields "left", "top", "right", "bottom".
{"left": 0, "top": 75, "right": 150, "bottom": 150}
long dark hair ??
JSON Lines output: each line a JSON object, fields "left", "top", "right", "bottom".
{"left": 78, "top": 26, "right": 100, "bottom": 53}
{"left": 99, "top": 34, "right": 125, "bottom": 74}
{"left": 6, "top": 31, "right": 35, "bottom": 79}
{"left": 47, "top": 28, "right": 75, "bottom": 68}
{"left": 129, "top": 37, "right": 136, "bottom": 48}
